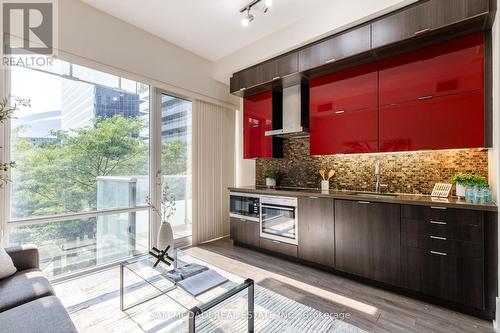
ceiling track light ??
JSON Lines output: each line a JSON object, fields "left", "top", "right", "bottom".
{"left": 240, "top": 0, "right": 272, "bottom": 27}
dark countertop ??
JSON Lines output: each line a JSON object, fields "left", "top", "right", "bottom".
{"left": 228, "top": 186, "right": 498, "bottom": 212}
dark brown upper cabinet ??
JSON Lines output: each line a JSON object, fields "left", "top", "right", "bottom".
{"left": 298, "top": 25, "right": 372, "bottom": 72}
{"left": 372, "top": 0, "right": 490, "bottom": 49}
{"left": 230, "top": 0, "right": 494, "bottom": 97}
{"left": 230, "top": 52, "right": 298, "bottom": 95}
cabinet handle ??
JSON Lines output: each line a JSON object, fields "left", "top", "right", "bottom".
{"left": 325, "top": 58, "right": 337, "bottom": 64}
{"left": 271, "top": 240, "right": 281, "bottom": 244}
{"left": 414, "top": 28, "right": 431, "bottom": 35}
{"left": 309, "top": 196, "right": 319, "bottom": 199}
{"left": 430, "top": 250, "right": 447, "bottom": 256}
{"left": 335, "top": 110, "right": 345, "bottom": 114}
{"left": 358, "top": 201, "right": 371, "bottom": 204}
{"left": 430, "top": 220, "right": 447, "bottom": 225}
{"left": 418, "top": 95, "right": 434, "bottom": 100}
{"left": 239, "top": 87, "right": 247, "bottom": 91}
{"left": 430, "top": 236, "right": 447, "bottom": 241}
{"left": 272, "top": 76, "right": 281, "bottom": 81}
{"left": 430, "top": 206, "right": 447, "bottom": 210}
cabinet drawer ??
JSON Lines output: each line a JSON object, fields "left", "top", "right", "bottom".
{"left": 401, "top": 205, "right": 484, "bottom": 242}
{"left": 401, "top": 246, "right": 484, "bottom": 309}
{"left": 259, "top": 238, "right": 298, "bottom": 258}
{"left": 401, "top": 232, "right": 483, "bottom": 258}
{"left": 230, "top": 218, "right": 260, "bottom": 247}
{"left": 402, "top": 219, "right": 483, "bottom": 242}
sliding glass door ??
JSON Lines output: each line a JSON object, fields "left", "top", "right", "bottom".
{"left": 159, "top": 93, "right": 192, "bottom": 240}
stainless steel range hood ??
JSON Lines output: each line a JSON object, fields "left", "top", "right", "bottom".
{"left": 265, "top": 84, "right": 309, "bottom": 138}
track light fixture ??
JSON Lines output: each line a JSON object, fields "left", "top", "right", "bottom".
{"left": 241, "top": 8, "right": 254, "bottom": 27}
{"left": 240, "top": 0, "right": 272, "bottom": 27}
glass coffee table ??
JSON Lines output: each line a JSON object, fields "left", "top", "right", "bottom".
{"left": 120, "top": 250, "right": 254, "bottom": 333}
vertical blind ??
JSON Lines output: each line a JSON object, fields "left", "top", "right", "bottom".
{"left": 192, "top": 100, "right": 235, "bottom": 244}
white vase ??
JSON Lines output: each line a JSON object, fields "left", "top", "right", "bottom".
{"left": 265, "top": 178, "right": 276, "bottom": 188}
{"left": 157, "top": 222, "right": 174, "bottom": 257}
{"left": 321, "top": 180, "right": 329, "bottom": 191}
{"left": 456, "top": 183, "right": 466, "bottom": 198}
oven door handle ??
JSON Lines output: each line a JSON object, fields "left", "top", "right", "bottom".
{"left": 260, "top": 204, "right": 295, "bottom": 211}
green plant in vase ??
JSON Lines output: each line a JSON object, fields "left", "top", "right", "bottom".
{"left": 450, "top": 172, "right": 487, "bottom": 198}
{"left": 264, "top": 170, "right": 278, "bottom": 188}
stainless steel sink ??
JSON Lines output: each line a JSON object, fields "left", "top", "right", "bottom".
{"left": 350, "top": 192, "right": 398, "bottom": 199}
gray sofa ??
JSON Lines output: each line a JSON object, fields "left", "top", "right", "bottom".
{"left": 0, "top": 245, "right": 77, "bottom": 333}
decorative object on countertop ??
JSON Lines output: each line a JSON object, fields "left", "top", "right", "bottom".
{"left": 319, "top": 169, "right": 335, "bottom": 191}
{"left": 451, "top": 173, "right": 487, "bottom": 198}
{"left": 431, "top": 183, "right": 453, "bottom": 198}
{"left": 147, "top": 180, "right": 176, "bottom": 257}
{"left": 265, "top": 170, "right": 278, "bottom": 188}
{"left": 466, "top": 183, "right": 493, "bottom": 204}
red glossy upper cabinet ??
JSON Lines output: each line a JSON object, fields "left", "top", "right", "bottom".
{"left": 379, "top": 33, "right": 485, "bottom": 152}
{"left": 243, "top": 91, "right": 273, "bottom": 159}
{"left": 380, "top": 91, "right": 484, "bottom": 152}
{"left": 309, "top": 63, "right": 378, "bottom": 155}
{"left": 379, "top": 32, "right": 485, "bottom": 106}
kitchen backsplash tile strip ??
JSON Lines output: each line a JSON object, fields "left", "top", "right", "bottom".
{"left": 255, "top": 138, "right": 489, "bottom": 195}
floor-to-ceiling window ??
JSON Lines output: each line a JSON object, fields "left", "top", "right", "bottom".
{"left": 159, "top": 93, "right": 192, "bottom": 240}
{"left": 6, "top": 58, "right": 151, "bottom": 278}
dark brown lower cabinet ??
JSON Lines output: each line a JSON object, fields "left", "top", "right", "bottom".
{"left": 401, "top": 246, "right": 484, "bottom": 309}
{"left": 335, "top": 200, "right": 401, "bottom": 286}
{"left": 298, "top": 197, "right": 335, "bottom": 267}
{"left": 259, "top": 238, "right": 298, "bottom": 257}
{"left": 230, "top": 217, "right": 260, "bottom": 248}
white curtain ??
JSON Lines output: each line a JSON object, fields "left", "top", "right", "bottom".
{"left": 192, "top": 100, "right": 235, "bottom": 244}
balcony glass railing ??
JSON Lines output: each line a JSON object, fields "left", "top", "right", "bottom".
{"left": 9, "top": 211, "right": 149, "bottom": 278}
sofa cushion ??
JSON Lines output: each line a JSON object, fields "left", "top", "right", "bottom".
{"left": 0, "top": 296, "right": 77, "bottom": 333}
{"left": 0, "top": 268, "right": 55, "bottom": 312}
{"left": 0, "top": 245, "right": 17, "bottom": 280}
{"left": 6, "top": 244, "right": 40, "bottom": 271}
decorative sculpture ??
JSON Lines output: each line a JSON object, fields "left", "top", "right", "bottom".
{"left": 149, "top": 246, "right": 175, "bottom": 268}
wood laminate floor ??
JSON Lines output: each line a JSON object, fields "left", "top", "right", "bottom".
{"left": 183, "top": 238, "right": 494, "bottom": 333}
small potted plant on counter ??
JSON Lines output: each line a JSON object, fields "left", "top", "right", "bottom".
{"left": 451, "top": 173, "right": 487, "bottom": 198}
{"left": 265, "top": 170, "right": 278, "bottom": 188}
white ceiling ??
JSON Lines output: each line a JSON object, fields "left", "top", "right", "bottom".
{"left": 80, "top": 0, "right": 332, "bottom": 61}
{"left": 80, "top": 0, "right": 416, "bottom": 84}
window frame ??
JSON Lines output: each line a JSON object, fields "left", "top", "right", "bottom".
{"left": 2, "top": 62, "right": 154, "bottom": 280}
{"left": 153, "top": 88, "right": 194, "bottom": 248}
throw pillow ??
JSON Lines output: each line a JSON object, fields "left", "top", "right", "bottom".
{"left": 0, "top": 245, "right": 17, "bottom": 279}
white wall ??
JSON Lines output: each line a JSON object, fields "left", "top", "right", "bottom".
{"left": 58, "top": 0, "right": 237, "bottom": 107}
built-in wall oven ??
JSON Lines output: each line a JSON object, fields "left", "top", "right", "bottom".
{"left": 260, "top": 196, "right": 298, "bottom": 245}
{"left": 229, "top": 192, "right": 260, "bottom": 222}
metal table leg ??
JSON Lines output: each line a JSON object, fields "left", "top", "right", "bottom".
{"left": 248, "top": 281, "right": 254, "bottom": 333}
{"left": 120, "top": 263, "right": 124, "bottom": 311}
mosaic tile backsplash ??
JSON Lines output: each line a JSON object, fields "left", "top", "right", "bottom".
{"left": 256, "top": 138, "right": 489, "bottom": 195}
